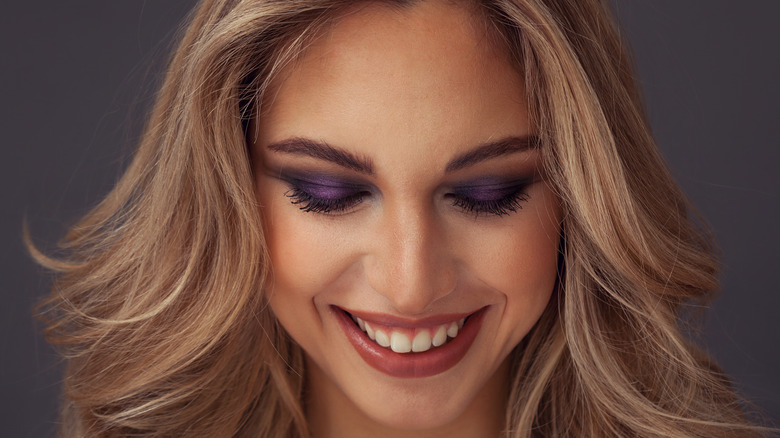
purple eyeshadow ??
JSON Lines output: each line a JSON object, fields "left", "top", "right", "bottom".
{"left": 277, "top": 168, "right": 531, "bottom": 216}
{"left": 284, "top": 173, "right": 369, "bottom": 200}
{"left": 453, "top": 178, "right": 528, "bottom": 201}
{"left": 296, "top": 180, "right": 358, "bottom": 199}
{"left": 458, "top": 185, "right": 515, "bottom": 201}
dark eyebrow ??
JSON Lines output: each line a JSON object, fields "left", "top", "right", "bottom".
{"left": 266, "top": 137, "right": 375, "bottom": 175}
{"left": 445, "top": 135, "right": 541, "bottom": 173}
{"left": 266, "top": 135, "right": 539, "bottom": 175}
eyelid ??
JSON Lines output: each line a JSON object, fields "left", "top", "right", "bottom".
{"left": 279, "top": 172, "right": 369, "bottom": 189}
{"left": 445, "top": 177, "right": 533, "bottom": 217}
{"left": 450, "top": 177, "right": 533, "bottom": 193}
{"left": 285, "top": 185, "right": 368, "bottom": 214}
{"left": 274, "top": 167, "right": 534, "bottom": 217}
{"left": 275, "top": 169, "right": 374, "bottom": 214}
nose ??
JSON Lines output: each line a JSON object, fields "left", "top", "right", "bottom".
{"left": 364, "top": 200, "right": 456, "bottom": 315}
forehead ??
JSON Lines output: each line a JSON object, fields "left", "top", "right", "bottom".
{"left": 257, "top": 0, "right": 529, "bottom": 171}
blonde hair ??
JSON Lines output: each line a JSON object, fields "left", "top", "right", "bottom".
{"left": 32, "top": 0, "right": 771, "bottom": 436}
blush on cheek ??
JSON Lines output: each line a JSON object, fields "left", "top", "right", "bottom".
{"left": 266, "top": 215, "right": 322, "bottom": 293}
{"left": 263, "top": 195, "right": 359, "bottom": 301}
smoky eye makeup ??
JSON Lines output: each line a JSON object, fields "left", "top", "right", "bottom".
{"left": 276, "top": 170, "right": 375, "bottom": 214}
{"left": 445, "top": 177, "right": 533, "bottom": 217}
{"left": 268, "top": 161, "right": 536, "bottom": 217}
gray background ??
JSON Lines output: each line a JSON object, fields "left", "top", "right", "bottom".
{"left": 2, "top": 1, "right": 778, "bottom": 436}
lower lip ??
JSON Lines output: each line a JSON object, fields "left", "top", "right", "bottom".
{"left": 334, "top": 306, "right": 487, "bottom": 378}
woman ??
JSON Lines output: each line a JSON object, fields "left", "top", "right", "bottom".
{"left": 33, "top": 0, "right": 771, "bottom": 436}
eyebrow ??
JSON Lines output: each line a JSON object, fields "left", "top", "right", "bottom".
{"left": 266, "top": 137, "right": 375, "bottom": 175}
{"left": 265, "top": 135, "right": 540, "bottom": 175}
{"left": 444, "top": 135, "right": 540, "bottom": 172}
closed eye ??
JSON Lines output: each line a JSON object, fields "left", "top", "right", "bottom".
{"left": 445, "top": 180, "right": 531, "bottom": 217}
{"left": 280, "top": 173, "right": 532, "bottom": 217}
{"left": 283, "top": 176, "right": 372, "bottom": 214}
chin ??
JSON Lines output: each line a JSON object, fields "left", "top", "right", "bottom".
{"left": 324, "top": 359, "right": 503, "bottom": 431}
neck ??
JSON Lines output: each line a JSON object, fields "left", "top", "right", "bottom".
{"left": 305, "top": 358, "right": 510, "bottom": 438}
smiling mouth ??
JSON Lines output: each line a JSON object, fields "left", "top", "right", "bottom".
{"left": 334, "top": 306, "right": 486, "bottom": 378}
{"left": 348, "top": 313, "right": 467, "bottom": 353}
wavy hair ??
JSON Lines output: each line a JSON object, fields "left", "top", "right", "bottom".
{"left": 32, "top": 0, "right": 771, "bottom": 436}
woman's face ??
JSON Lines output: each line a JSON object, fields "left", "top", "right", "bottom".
{"left": 253, "top": 0, "right": 561, "bottom": 432}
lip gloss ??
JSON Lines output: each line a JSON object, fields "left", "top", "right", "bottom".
{"left": 333, "top": 306, "right": 487, "bottom": 378}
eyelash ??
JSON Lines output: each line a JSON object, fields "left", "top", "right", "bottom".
{"left": 285, "top": 186, "right": 369, "bottom": 214}
{"left": 447, "top": 190, "right": 529, "bottom": 217}
{"left": 285, "top": 184, "right": 530, "bottom": 216}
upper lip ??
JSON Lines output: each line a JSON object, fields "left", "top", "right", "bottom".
{"left": 335, "top": 306, "right": 481, "bottom": 328}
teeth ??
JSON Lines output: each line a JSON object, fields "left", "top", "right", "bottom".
{"left": 447, "top": 322, "right": 459, "bottom": 338}
{"left": 353, "top": 314, "right": 467, "bottom": 353}
{"left": 390, "top": 332, "right": 412, "bottom": 353}
{"left": 411, "top": 330, "right": 432, "bottom": 352}
{"left": 375, "top": 329, "right": 391, "bottom": 347}
{"left": 432, "top": 325, "right": 447, "bottom": 347}
{"left": 365, "top": 322, "right": 376, "bottom": 340}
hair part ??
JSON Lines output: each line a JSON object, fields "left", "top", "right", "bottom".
{"left": 32, "top": 0, "right": 772, "bottom": 436}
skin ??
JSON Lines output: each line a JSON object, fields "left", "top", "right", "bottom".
{"left": 252, "top": 1, "right": 562, "bottom": 436}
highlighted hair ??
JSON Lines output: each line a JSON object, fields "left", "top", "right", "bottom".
{"left": 32, "top": 0, "right": 770, "bottom": 436}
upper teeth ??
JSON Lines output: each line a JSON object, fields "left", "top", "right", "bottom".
{"left": 352, "top": 315, "right": 466, "bottom": 354}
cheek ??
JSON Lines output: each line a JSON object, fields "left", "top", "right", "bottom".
{"left": 461, "top": 190, "right": 561, "bottom": 343}
{"left": 257, "top": 182, "right": 347, "bottom": 346}
{"left": 258, "top": 178, "right": 348, "bottom": 296}
{"left": 265, "top": 212, "right": 332, "bottom": 296}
